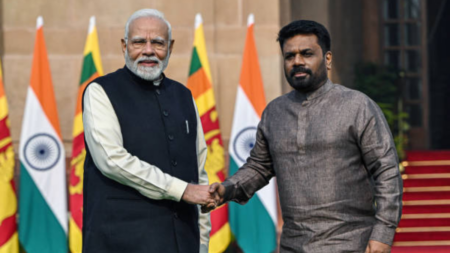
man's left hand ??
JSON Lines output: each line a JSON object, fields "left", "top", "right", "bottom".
{"left": 365, "top": 240, "right": 391, "bottom": 253}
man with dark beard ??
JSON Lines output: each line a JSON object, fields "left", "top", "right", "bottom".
{"left": 81, "top": 9, "right": 214, "bottom": 253}
{"left": 207, "top": 20, "right": 403, "bottom": 253}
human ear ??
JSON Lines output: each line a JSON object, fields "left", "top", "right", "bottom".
{"left": 325, "top": 52, "right": 332, "bottom": 71}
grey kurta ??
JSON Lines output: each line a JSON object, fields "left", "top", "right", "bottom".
{"left": 223, "top": 80, "right": 403, "bottom": 253}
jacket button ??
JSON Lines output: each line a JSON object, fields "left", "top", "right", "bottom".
{"left": 172, "top": 159, "right": 178, "bottom": 166}
{"left": 173, "top": 212, "right": 178, "bottom": 219}
{"left": 168, "top": 134, "right": 174, "bottom": 141}
{"left": 163, "top": 110, "right": 169, "bottom": 117}
{"left": 156, "top": 89, "right": 160, "bottom": 95}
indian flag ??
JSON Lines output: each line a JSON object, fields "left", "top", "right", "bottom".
{"left": 228, "top": 14, "right": 278, "bottom": 253}
{"left": 0, "top": 60, "right": 19, "bottom": 253}
{"left": 186, "top": 14, "right": 231, "bottom": 253}
{"left": 18, "top": 16, "right": 67, "bottom": 253}
{"left": 69, "top": 16, "right": 103, "bottom": 253}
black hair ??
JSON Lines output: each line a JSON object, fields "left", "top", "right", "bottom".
{"left": 277, "top": 20, "right": 331, "bottom": 55}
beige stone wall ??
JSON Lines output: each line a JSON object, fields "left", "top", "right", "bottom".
{"left": 1, "top": 0, "right": 283, "bottom": 156}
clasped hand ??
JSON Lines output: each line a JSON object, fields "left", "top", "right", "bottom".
{"left": 181, "top": 183, "right": 225, "bottom": 213}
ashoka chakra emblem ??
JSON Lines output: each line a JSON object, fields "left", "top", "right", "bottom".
{"left": 24, "top": 133, "right": 61, "bottom": 171}
{"left": 233, "top": 127, "right": 257, "bottom": 163}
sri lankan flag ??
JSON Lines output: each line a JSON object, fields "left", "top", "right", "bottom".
{"left": 186, "top": 14, "right": 231, "bottom": 253}
{"left": 0, "top": 60, "right": 18, "bottom": 253}
{"left": 69, "top": 16, "right": 103, "bottom": 253}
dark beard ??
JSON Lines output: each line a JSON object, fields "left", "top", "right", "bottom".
{"left": 286, "top": 60, "right": 328, "bottom": 93}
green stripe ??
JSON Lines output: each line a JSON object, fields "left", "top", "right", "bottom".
{"left": 228, "top": 158, "right": 277, "bottom": 253}
{"left": 188, "top": 47, "right": 202, "bottom": 76}
{"left": 19, "top": 162, "right": 67, "bottom": 253}
{"left": 79, "top": 52, "right": 97, "bottom": 85}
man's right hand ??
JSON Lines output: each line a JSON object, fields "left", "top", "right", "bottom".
{"left": 182, "top": 184, "right": 217, "bottom": 206}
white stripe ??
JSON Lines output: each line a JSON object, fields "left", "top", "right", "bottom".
{"left": 229, "top": 86, "right": 278, "bottom": 224}
{"left": 229, "top": 86, "right": 260, "bottom": 146}
{"left": 19, "top": 87, "right": 67, "bottom": 233}
{"left": 256, "top": 179, "right": 277, "bottom": 224}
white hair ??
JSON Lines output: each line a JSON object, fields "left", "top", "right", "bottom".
{"left": 124, "top": 9, "right": 172, "bottom": 44}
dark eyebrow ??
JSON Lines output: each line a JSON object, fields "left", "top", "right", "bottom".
{"left": 283, "top": 52, "right": 296, "bottom": 58}
{"left": 300, "top": 48, "right": 313, "bottom": 54}
{"left": 284, "top": 48, "right": 314, "bottom": 56}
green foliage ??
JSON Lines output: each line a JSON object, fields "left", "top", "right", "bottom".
{"left": 354, "top": 63, "right": 398, "bottom": 105}
{"left": 354, "top": 62, "right": 409, "bottom": 161}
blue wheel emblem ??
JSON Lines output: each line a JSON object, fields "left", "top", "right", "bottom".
{"left": 233, "top": 127, "right": 257, "bottom": 163}
{"left": 23, "top": 133, "right": 61, "bottom": 171}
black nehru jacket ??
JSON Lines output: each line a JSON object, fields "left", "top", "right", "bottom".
{"left": 82, "top": 67, "right": 200, "bottom": 253}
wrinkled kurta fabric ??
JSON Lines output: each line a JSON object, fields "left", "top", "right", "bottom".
{"left": 223, "top": 79, "right": 403, "bottom": 253}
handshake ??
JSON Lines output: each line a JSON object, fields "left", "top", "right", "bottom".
{"left": 182, "top": 183, "right": 226, "bottom": 213}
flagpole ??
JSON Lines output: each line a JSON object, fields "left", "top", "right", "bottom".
{"left": 248, "top": 13, "right": 254, "bottom": 27}
{"left": 36, "top": 16, "right": 43, "bottom": 29}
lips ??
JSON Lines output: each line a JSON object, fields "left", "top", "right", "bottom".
{"left": 293, "top": 72, "right": 308, "bottom": 77}
{"left": 138, "top": 60, "right": 158, "bottom": 67}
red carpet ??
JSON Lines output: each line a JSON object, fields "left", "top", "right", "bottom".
{"left": 392, "top": 151, "right": 450, "bottom": 253}
{"left": 392, "top": 246, "right": 450, "bottom": 253}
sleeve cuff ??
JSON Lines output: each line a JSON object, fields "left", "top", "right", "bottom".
{"left": 369, "top": 223, "right": 397, "bottom": 246}
{"left": 166, "top": 177, "right": 188, "bottom": 202}
{"left": 222, "top": 180, "right": 236, "bottom": 203}
{"left": 222, "top": 179, "right": 253, "bottom": 205}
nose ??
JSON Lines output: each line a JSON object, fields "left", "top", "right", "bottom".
{"left": 293, "top": 54, "right": 305, "bottom": 66}
{"left": 142, "top": 41, "right": 154, "bottom": 56}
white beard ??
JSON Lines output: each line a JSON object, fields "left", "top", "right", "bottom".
{"left": 125, "top": 49, "right": 170, "bottom": 81}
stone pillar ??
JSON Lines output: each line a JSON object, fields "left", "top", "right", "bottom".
{"left": 328, "top": 0, "right": 364, "bottom": 87}
{"left": 286, "top": 0, "right": 332, "bottom": 89}
{"left": 362, "top": 0, "right": 381, "bottom": 64}
{"left": 0, "top": 0, "right": 3, "bottom": 59}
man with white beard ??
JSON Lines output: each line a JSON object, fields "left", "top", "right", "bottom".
{"left": 81, "top": 9, "right": 214, "bottom": 253}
